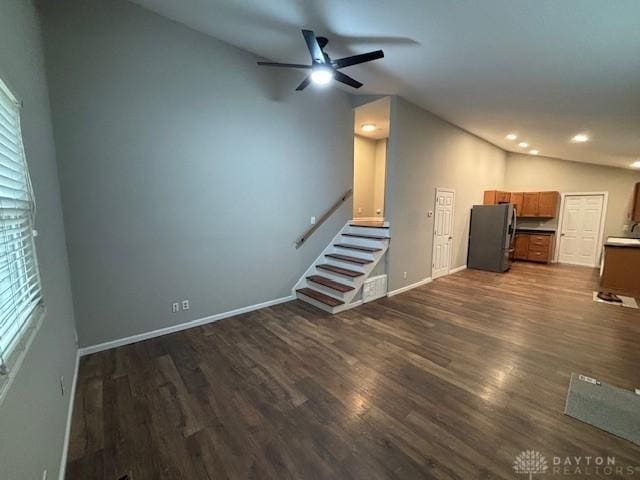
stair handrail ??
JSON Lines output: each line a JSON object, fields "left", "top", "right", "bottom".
{"left": 295, "top": 188, "right": 353, "bottom": 249}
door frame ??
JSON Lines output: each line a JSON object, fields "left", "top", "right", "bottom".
{"left": 555, "top": 191, "right": 608, "bottom": 267}
{"left": 432, "top": 187, "right": 456, "bottom": 279}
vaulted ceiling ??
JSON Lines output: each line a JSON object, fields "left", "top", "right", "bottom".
{"left": 131, "top": 0, "right": 640, "bottom": 169}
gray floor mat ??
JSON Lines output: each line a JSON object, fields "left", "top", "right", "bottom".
{"left": 565, "top": 373, "right": 640, "bottom": 445}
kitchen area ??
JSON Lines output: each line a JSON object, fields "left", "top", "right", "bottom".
{"left": 468, "top": 183, "right": 640, "bottom": 303}
{"left": 467, "top": 189, "right": 560, "bottom": 273}
{"left": 485, "top": 190, "right": 560, "bottom": 264}
{"left": 600, "top": 182, "right": 640, "bottom": 300}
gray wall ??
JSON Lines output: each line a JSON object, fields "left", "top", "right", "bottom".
{"left": 505, "top": 153, "right": 640, "bottom": 239}
{"left": 386, "top": 96, "right": 506, "bottom": 291}
{"left": 0, "top": 1, "right": 77, "bottom": 479}
{"left": 39, "top": 0, "right": 354, "bottom": 347}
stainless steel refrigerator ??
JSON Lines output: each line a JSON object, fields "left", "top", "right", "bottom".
{"left": 467, "top": 204, "right": 516, "bottom": 272}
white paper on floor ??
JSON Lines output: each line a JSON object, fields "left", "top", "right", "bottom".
{"left": 592, "top": 292, "right": 639, "bottom": 309}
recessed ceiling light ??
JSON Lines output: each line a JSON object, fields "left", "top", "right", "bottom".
{"left": 631, "top": 160, "right": 640, "bottom": 169}
{"left": 361, "top": 123, "right": 376, "bottom": 132}
{"left": 529, "top": 149, "right": 539, "bottom": 155}
{"left": 310, "top": 67, "right": 334, "bottom": 86}
{"left": 571, "top": 133, "right": 589, "bottom": 143}
{"left": 518, "top": 142, "right": 529, "bottom": 148}
{"left": 505, "top": 133, "right": 518, "bottom": 140}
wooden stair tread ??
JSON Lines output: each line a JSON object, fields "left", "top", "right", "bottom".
{"left": 343, "top": 232, "right": 390, "bottom": 240}
{"left": 350, "top": 222, "right": 389, "bottom": 228}
{"left": 334, "top": 243, "right": 382, "bottom": 253}
{"left": 325, "top": 253, "right": 373, "bottom": 265}
{"left": 306, "top": 275, "right": 354, "bottom": 293}
{"left": 296, "top": 288, "right": 344, "bottom": 307}
{"left": 317, "top": 264, "right": 363, "bottom": 278}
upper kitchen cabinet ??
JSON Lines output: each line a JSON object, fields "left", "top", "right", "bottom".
{"left": 510, "top": 192, "right": 524, "bottom": 215}
{"left": 483, "top": 190, "right": 560, "bottom": 218}
{"left": 632, "top": 182, "right": 640, "bottom": 222}
{"left": 522, "top": 192, "right": 540, "bottom": 216}
{"left": 538, "top": 191, "right": 560, "bottom": 217}
{"left": 483, "top": 190, "right": 510, "bottom": 205}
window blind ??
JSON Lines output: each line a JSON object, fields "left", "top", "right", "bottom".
{"left": 0, "top": 78, "right": 43, "bottom": 376}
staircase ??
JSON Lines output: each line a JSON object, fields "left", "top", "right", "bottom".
{"left": 294, "top": 222, "right": 390, "bottom": 313}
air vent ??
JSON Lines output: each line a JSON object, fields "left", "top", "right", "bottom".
{"left": 363, "top": 274, "right": 387, "bottom": 303}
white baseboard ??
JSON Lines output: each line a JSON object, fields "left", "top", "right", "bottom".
{"left": 387, "top": 277, "right": 432, "bottom": 297}
{"left": 78, "top": 295, "right": 295, "bottom": 357}
{"left": 58, "top": 350, "right": 79, "bottom": 480}
{"left": 449, "top": 264, "right": 467, "bottom": 274}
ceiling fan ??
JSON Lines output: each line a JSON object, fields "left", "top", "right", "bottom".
{"left": 257, "top": 29, "right": 384, "bottom": 91}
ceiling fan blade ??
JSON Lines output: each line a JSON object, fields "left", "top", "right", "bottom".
{"left": 334, "top": 50, "right": 384, "bottom": 69}
{"left": 301, "top": 29, "right": 326, "bottom": 64}
{"left": 257, "top": 62, "right": 312, "bottom": 69}
{"left": 295, "top": 76, "right": 312, "bottom": 91}
{"left": 334, "top": 71, "right": 363, "bottom": 89}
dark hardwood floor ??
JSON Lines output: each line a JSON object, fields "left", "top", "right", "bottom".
{"left": 66, "top": 263, "right": 640, "bottom": 479}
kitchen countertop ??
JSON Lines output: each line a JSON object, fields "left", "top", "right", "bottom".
{"left": 605, "top": 238, "right": 640, "bottom": 248}
{"left": 516, "top": 228, "right": 556, "bottom": 234}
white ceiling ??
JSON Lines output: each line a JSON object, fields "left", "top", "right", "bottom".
{"left": 131, "top": 0, "right": 640, "bottom": 170}
{"left": 354, "top": 97, "right": 390, "bottom": 139}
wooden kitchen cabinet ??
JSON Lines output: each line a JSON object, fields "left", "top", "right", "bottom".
{"left": 632, "top": 182, "right": 640, "bottom": 222}
{"left": 513, "top": 232, "right": 555, "bottom": 263}
{"left": 522, "top": 193, "right": 540, "bottom": 217}
{"left": 483, "top": 190, "right": 497, "bottom": 204}
{"left": 496, "top": 191, "right": 511, "bottom": 203}
{"left": 483, "top": 190, "right": 510, "bottom": 205}
{"left": 601, "top": 244, "right": 640, "bottom": 297}
{"left": 482, "top": 190, "right": 560, "bottom": 218}
{"left": 538, "top": 191, "right": 560, "bottom": 218}
{"left": 514, "top": 233, "right": 529, "bottom": 260}
{"left": 510, "top": 192, "right": 524, "bottom": 215}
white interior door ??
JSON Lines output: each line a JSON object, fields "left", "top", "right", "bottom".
{"left": 558, "top": 194, "right": 604, "bottom": 267}
{"left": 432, "top": 189, "right": 455, "bottom": 279}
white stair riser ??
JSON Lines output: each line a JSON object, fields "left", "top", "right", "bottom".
{"left": 325, "top": 258, "right": 367, "bottom": 273}
{"left": 304, "top": 281, "right": 350, "bottom": 300}
{"left": 329, "top": 248, "right": 375, "bottom": 262}
{"left": 339, "top": 236, "right": 388, "bottom": 249}
{"left": 315, "top": 268, "right": 359, "bottom": 285}
{"left": 347, "top": 226, "right": 390, "bottom": 236}
{"left": 295, "top": 292, "right": 338, "bottom": 313}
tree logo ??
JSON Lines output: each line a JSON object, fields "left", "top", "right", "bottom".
{"left": 513, "top": 450, "right": 548, "bottom": 479}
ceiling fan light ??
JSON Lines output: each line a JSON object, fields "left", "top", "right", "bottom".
{"left": 310, "top": 67, "right": 334, "bottom": 85}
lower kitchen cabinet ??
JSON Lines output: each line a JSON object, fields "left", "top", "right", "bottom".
{"left": 514, "top": 233, "right": 529, "bottom": 259}
{"left": 514, "top": 232, "right": 555, "bottom": 263}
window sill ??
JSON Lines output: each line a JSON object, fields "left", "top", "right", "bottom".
{"left": 0, "top": 307, "right": 46, "bottom": 405}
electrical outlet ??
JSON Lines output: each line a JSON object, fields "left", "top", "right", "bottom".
{"left": 181, "top": 299, "right": 190, "bottom": 311}
{"left": 73, "top": 330, "right": 78, "bottom": 345}
{"left": 310, "top": 216, "right": 316, "bottom": 225}
{"left": 171, "top": 302, "right": 180, "bottom": 313}
{"left": 42, "top": 470, "right": 47, "bottom": 480}
{"left": 403, "top": 272, "right": 407, "bottom": 280}
{"left": 60, "top": 376, "right": 65, "bottom": 397}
